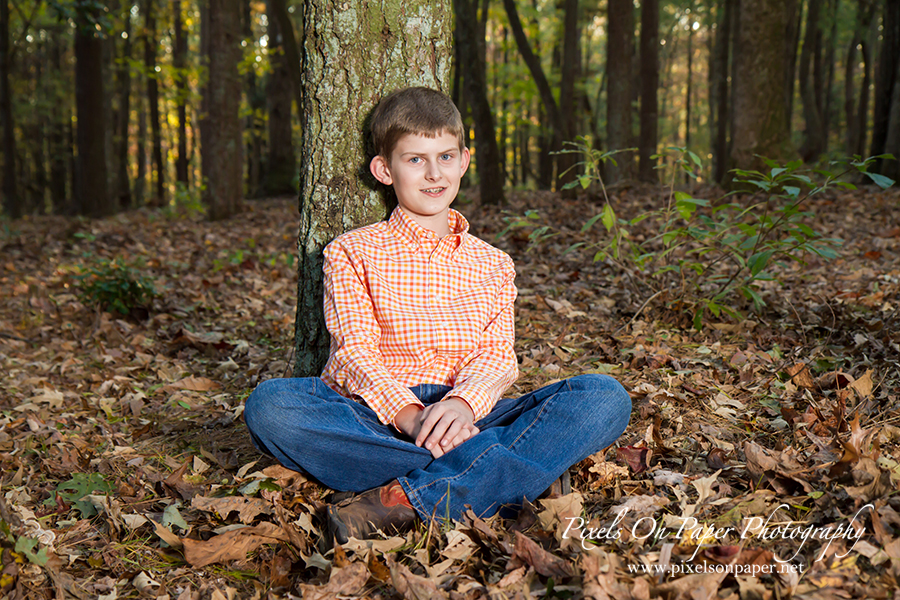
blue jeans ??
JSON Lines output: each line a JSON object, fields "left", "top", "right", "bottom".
{"left": 243, "top": 374, "right": 631, "bottom": 521}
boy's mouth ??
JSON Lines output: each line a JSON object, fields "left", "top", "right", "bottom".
{"left": 421, "top": 187, "right": 446, "bottom": 195}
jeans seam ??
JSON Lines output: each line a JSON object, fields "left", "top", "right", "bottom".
{"left": 405, "top": 442, "right": 503, "bottom": 499}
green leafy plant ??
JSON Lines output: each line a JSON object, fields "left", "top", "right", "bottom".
{"left": 502, "top": 138, "right": 895, "bottom": 328}
{"left": 44, "top": 472, "right": 115, "bottom": 518}
{"left": 75, "top": 258, "right": 158, "bottom": 315}
{"left": 0, "top": 520, "right": 49, "bottom": 566}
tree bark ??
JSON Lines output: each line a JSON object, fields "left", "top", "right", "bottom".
{"left": 872, "top": 0, "right": 900, "bottom": 170}
{"left": 74, "top": 0, "right": 112, "bottom": 217}
{"left": 265, "top": 0, "right": 296, "bottom": 196}
{"left": 557, "top": 0, "right": 580, "bottom": 188}
{"left": 784, "top": 0, "right": 802, "bottom": 134}
{"left": 49, "top": 35, "right": 67, "bottom": 213}
{"left": 799, "top": 0, "right": 825, "bottom": 161}
{"left": 243, "top": 0, "right": 262, "bottom": 197}
{"left": 713, "top": 0, "right": 733, "bottom": 184}
{"left": 607, "top": 0, "right": 635, "bottom": 183}
{"left": 1, "top": 0, "right": 19, "bottom": 218}
{"left": 174, "top": 0, "right": 189, "bottom": 186}
{"left": 456, "top": 0, "right": 505, "bottom": 203}
{"left": 113, "top": 3, "right": 132, "bottom": 209}
{"left": 685, "top": 15, "right": 693, "bottom": 153}
{"left": 502, "top": 0, "right": 564, "bottom": 146}
{"left": 144, "top": 0, "right": 164, "bottom": 205}
{"left": 205, "top": 0, "right": 243, "bottom": 220}
{"left": 730, "top": 0, "right": 792, "bottom": 173}
{"left": 639, "top": 0, "right": 659, "bottom": 181}
{"left": 294, "top": 0, "right": 452, "bottom": 376}
{"left": 882, "top": 51, "right": 900, "bottom": 181}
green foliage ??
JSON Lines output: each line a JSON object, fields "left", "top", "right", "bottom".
{"left": 503, "top": 140, "right": 895, "bottom": 329}
{"left": 44, "top": 472, "right": 115, "bottom": 519}
{"left": 0, "top": 519, "right": 49, "bottom": 566}
{"left": 75, "top": 258, "right": 158, "bottom": 315}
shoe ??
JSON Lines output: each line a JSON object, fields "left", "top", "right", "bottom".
{"left": 326, "top": 480, "right": 418, "bottom": 545}
{"left": 540, "top": 469, "right": 572, "bottom": 499}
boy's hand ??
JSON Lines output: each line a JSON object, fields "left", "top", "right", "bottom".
{"left": 394, "top": 398, "right": 479, "bottom": 458}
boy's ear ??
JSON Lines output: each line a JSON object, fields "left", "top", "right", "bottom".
{"left": 370, "top": 155, "right": 393, "bottom": 186}
{"left": 460, "top": 147, "right": 471, "bottom": 176}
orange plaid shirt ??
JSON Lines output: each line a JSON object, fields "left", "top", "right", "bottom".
{"left": 320, "top": 207, "right": 519, "bottom": 425}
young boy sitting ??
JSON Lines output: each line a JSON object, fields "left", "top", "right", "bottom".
{"left": 244, "top": 87, "right": 631, "bottom": 544}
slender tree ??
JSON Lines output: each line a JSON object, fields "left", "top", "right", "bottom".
{"left": 174, "top": 0, "right": 189, "bottom": 187}
{"left": 712, "top": 0, "right": 733, "bottom": 184}
{"left": 74, "top": 0, "right": 112, "bottom": 216}
{"left": 204, "top": 0, "right": 243, "bottom": 220}
{"left": 799, "top": 0, "right": 826, "bottom": 161}
{"left": 294, "top": 0, "right": 452, "bottom": 376}
{"left": 144, "top": 0, "right": 164, "bottom": 205}
{"left": 455, "top": 0, "right": 505, "bottom": 203}
{"left": 872, "top": 0, "right": 900, "bottom": 171}
{"left": 639, "top": 0, "right": 659, "bottom": 182}
{"left": 265, "top": 0, "right": 296, "bottom": 196}
{"left": 0, "top": 0, "right": 19, "bottom": 218}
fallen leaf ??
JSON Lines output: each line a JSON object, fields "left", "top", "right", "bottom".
{"left": 389, "top": 556, "right": 449, "bottom": 600}
{"left": 297, "top": 563, "right": 368, "bottom": 600}
{"left": 191, "top": 495, "right": 274, "bottom": 524}
{"left": 508, "top": 531, "right": 573, "bottom": 579}
{"left": 181, "top": 522, "right": 289, "bottom": 567}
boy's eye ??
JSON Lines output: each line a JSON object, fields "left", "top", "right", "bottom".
{"left": 441, "top": 154, "right": 453, "bottom": 161}
{"left": 409, "top": 157, "right": 422, "bottom": 164}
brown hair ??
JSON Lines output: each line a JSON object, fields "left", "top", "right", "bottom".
{"left": 370, "top": 87, "right": 466, "bottom": 160}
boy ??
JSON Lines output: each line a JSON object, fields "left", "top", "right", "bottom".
{"left": 244, "top": 87, "right": 631, "bottom": 544}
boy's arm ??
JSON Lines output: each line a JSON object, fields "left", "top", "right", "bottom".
{"left": 443, "top": 258, "right": 519, "bottom": 420}
{"left": 323, "top": 242, "right": 424, "bottom": 425}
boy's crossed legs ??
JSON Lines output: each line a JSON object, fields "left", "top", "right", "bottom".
{"left": 244, "top": 374, "right": 631, "bottom": 540}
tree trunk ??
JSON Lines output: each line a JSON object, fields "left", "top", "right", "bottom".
{"left": 639, "top": 0, "right": 659, "bottom": 181}
{"left": 243, "top": 0, "right": 262, "bottom": 198}
{"left": 502, "top": 0, "right": 564, "bottom": 149}
{"left": 268, "top": 0, "right": 302, "bottom": 110}
{"left": 265, "top": 0, "right": 296, "bottom": 196}
{"left": 822, "top": 0, "right": 837, "bottom": 152}
{"left": 113, "top": 3, "right": 132, "bottom": 209}
{"left": 144, "top": 0, "right": 164, "bottom": 205}
{"left": 205, "top": 0, "right": 243, "bottom": 220}
{"left": 174, "top": 0, "right": 189, "bottom": 186}
{"left": 730, "top": 0, "right": 792, "bottom": 173}
{"left": 456, "top": 0, "right": 505, "bottom": 203}
{"left": 607, "top": 0, "right": 635, "bottom": 183}
{"left": 685, "top": 15, "right": 693, "bottom": 153}
{"left": 294, "top": 0, "right": 452, "bottom": 376}
{"left": 557, "top": 0, "right": 580, "bottom": 188}
{"left": 799, "top": 0, "right": 826, "bottom": 161}
{"left": 713, "top": 0, "right": 733, "bottom": 184}
{"left": 74, "top": 0, "right": 112, "bottom": 217}
{"left": 882, "top": 50, "right": 900, "bottom": 181}
{"left": 199, "top": 0, "right": 210, "bottom": 194}
{"left": 49, "top": 36, "right": 67, "bottom": 213}
{"left": 1, "top": 0, "right": 19, "bottom": 218}
{"left": 872, "top": 0, "right": 899, "bottom": 171}
{"left": 784, "top": 0, "right": 802, "bottom": 134}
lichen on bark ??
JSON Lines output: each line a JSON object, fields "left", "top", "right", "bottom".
{"left": 293, "top": 0, "right": 452, "bottom": 377}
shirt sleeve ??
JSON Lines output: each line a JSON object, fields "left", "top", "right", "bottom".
{"left": 322, "top": 241, "right": 423, "bottom": 425}
{"left": 444, "top": 257, "right": 519, "bottom": 421}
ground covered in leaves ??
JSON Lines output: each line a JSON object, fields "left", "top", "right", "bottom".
{"left": 1, "top": 184, "right": 899, "bottom": 600}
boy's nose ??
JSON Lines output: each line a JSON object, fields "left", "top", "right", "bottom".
{"left": 425, "top": 162, "right": 441, "bottom": 181}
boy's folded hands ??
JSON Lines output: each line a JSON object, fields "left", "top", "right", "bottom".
{"left": 394, "top": 397, "right": 479, "bottom": 459}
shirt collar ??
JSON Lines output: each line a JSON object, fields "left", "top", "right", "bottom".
{"left": 388, "top": 207, "right": 469, "bottom": 252}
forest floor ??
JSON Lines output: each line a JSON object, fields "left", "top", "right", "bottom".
{"left": 1, "top": 182, "right": 899, "bottom": 600}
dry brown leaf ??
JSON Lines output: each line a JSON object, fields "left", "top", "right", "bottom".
{"left": 162, "top": 375, "right": 221, "bottom": 392}
{"left": 389, "top": 556, "right": 449, "bottom": 600}
{"left": 181, "top": 522, "right": 289, "bottom": 568}
{"left": 509, "top": 531, "right": 573, "bottom": 579}
{"left": 191, "top": 495, "right": 274, "bottom": 524}
{"left": 297, "top": 563, "right": 368, "bottom": 600}
{"left": 849, "top": 369, "right": 874, "bottom": 398}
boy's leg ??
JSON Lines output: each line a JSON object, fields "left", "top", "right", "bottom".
{"left": 398, "top": 373, "right": 631, "bottom": 521}
{"left": 243, "top": 377, "right": 435, "bottom": 491}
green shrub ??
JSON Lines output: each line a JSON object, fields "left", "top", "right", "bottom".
{"left": 75, "top": 258, "right": 158, "bottom": 315}
{"left": 502, "top": 140, "right": 895, "bottom": 328}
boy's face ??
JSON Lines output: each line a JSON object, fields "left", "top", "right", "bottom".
{"left": 369, "top": 131, "right": 470, "bottom": 235}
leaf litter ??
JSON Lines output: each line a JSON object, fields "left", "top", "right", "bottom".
{"left": 0, "top": 186, "right": 898, "bottom": 599}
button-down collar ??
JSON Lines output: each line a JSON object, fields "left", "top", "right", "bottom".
{"left": 388, "top": 207, "right": 469, "bottom": 255}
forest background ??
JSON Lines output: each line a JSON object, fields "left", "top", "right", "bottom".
{"left": 1, "top": 0, "right": 899, "bottom": 599}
